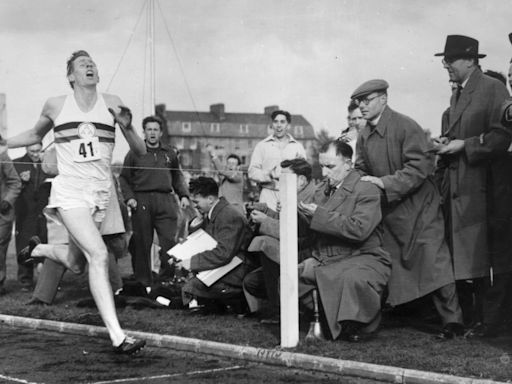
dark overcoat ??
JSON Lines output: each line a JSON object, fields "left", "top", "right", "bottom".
{"left": 436, "top": 69, "right": 511, "bottom": 279}
{"left": 356, "top": 106, "right": 455, "bottom": 305}
{"left": 13, "top": 153, "right": 51, "bottom": 248}
{"left": 299, "top": 171, "right": 391, "bottom": 340}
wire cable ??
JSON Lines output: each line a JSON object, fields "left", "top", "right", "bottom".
{"left": 106, "top": 0, "right": 148, "bottom": 92}
{"left": 155, "top": 0, "right": 209, "bottom": 139}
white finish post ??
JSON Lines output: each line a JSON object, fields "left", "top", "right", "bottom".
{"left": 279, "top": 171, "right": 299, "bottom": 348}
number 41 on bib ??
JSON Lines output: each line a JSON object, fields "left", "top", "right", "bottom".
{"left": 72, "top": 137, "right": 101, "bottom": 162}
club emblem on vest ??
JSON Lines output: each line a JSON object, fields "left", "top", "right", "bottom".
{"left": 77, "top": 122, "right": 97, "bottom": 139}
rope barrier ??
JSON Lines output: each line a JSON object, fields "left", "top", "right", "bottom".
{"left": 3, "top": 160, "right": 248, "bottom": 174}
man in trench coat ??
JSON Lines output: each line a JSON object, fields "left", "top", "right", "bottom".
{"left": 433, "top": 35, "right": 511, "bottom": 337}
{"left": 352, "top": 79, "right": 464, "bottom": 339}
{"left": 298, "top": 140, "right": 391, "bottom": 342}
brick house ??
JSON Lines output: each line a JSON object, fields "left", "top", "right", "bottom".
{"left": 156, "top": 103, "right": 316, "bottom": 173}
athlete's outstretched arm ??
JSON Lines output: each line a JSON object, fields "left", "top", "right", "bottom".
{"left": 7, "top": 98, "right": 55, "bottom": 149}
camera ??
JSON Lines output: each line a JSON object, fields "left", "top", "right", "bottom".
{"left": 244, "top": 202, "right": 267, "bottom": 220}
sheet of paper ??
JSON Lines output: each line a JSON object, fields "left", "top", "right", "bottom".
{"left": 167, "top": 228, "right": 217, "bottom": 261}
{"left": 197, "top": 256, "right": 243, "bottom": 287}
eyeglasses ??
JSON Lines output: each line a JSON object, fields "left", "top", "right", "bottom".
{"left": 354, "top": 94, "right": 381, "bottom": 106}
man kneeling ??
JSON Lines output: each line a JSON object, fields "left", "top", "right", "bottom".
{"left": 177, "top": 177, "right": 254, "bottom": 313}
{"left": 298, "top": 140, "right": 391, "bottom": 342}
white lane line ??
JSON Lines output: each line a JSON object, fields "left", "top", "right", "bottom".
{"left": 0, "top": 375, "right": 42, "bottom": 384}
{"left": 89, "top": 365, "right": 245, "bottom": 384}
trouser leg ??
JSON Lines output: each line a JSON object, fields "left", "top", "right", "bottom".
{"left": 104, "top": 234, "right": 125, "bottom": 293}
{"left": 108, "top": 251, "right": 123, "bottom": 293}
{"left": 432, "top": 282, "right": 464, "bottom": 325}
{"left": 32, "top": 259, "right": 66, "bottom": 304}
{"left": 243, "top": 267, "right": 266, "bottom": 299}
{"left": 16, "top": 216, "right": 36, "bottom": 288}
{"left": 0, "top": 219, "right": 12, "bottom": 288}
{"left": 131, "top": 193, "right": 155, "bottom": 287}
{"left": 259, "top": 253, "right": 280, "bottom": 309}
{"left": 456, "top": 280, "right": 481, "bottom": 325}
{"left": 480, "top": 273, "right": 511, "bottom": 327}
{"left": 154, "top": 193, "right": 178, "bottom": 269}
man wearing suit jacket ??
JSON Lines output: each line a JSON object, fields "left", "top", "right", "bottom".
{"left": 433, "top": 35, "right": 511, "bottom": 337}
{"left": 14, "top": 143, "right": 51, "bottom": 290}
{"left": 298, "top": 141, "right": 391, "bottom": 342}
{"left": 0, "top": 151, "right": 21, "bottom": 295}
{"left": 178, "top": 177, "right": 254, "bottom": 312}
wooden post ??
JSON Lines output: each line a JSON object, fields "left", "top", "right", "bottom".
{"left": 279, "top": 171, "right": 299, "bottom": 348}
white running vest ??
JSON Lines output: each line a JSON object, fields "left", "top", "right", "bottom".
{"left": 52, "top": 94, "right": 115, "bottom": 181}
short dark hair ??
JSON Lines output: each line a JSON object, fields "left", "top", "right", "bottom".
{"left": 320, "top": 139, "right": 353, "bottom": 161}
{"left": 189, "top": 177, "right": 219, "bottom": 197}
{"left": 142, "top": 115, "right": 163, "bottom": 130}
{"left": 226, "top": 154, "right": 241, "bottom": 165}
{"left": 484, "top": 70, "right": 507, "bottom": 85}
{"left": 66, "top": 50, "right": 91, "bottom": 89}
{"left": 271, "top": 110, "right": 291, "bottom": 123}
{"left": 347, "top": 100, "right": 359, "bottom": 113}
{"left": 280, "top": 158, "right": 312, "bottom": 182}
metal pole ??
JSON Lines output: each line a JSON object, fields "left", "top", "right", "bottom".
{"left": 279, "top": 171, "right": 299, "bottom": 348}
{"left": 149, "top": 0, "right": 156, "bottom": 115}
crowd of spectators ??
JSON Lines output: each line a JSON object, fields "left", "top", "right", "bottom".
{"left": 1, "top": 33, "right": 512, "bottom": 348}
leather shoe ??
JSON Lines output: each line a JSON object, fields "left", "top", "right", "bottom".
{"left": 339, "top": 332, "right": 363, "bottom": 342}
{"left": 17, "top": 236, "right": 42, "bottom": 265}
{"left": 465, "top": 322, "right": 499, "bottom": 339}
{"left": 436, "top": 322, "right": 465, "bottom": 340}
{"left": 113, "top": 336, "right": 146, "bottom": 355}
{"left": 339, "top": 320, "right": 370, "bottom": 342}
{"left": 25, "top": 297, "right": 49, "bottom": 306}
{"left": 260, "top": 316, "right": 280, "bottom": 325}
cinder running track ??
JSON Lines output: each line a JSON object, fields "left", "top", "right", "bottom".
{"left": 0, "top": 325, "right": 378, "bottom": 384}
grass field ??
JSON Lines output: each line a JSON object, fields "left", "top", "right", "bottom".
{"left": 1, "top": 244, "right": 512, "bottom": 382}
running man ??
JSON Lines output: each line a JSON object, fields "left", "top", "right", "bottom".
{"left": 5, "top": 50, "right": 147, "bottom": 354}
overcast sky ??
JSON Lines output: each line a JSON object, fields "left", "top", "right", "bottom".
{"left": 1, "top": 0, "right": 511, "bottom": 161}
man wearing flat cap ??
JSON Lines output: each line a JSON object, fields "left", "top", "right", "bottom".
{"left": 352, "top": 79, "right": 464, "bottom": 339}
{"left": 432, "top": 35, "right": 511, "bottom": 338}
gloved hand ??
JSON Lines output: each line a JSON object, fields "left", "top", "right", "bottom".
{"left": 0, "top": 200, "right": 11, "bottom": 215}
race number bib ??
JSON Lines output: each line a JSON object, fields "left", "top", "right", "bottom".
{"left": 72, "top": 137, "right": 101, "bottom": 162}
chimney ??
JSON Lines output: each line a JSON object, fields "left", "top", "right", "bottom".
{"left": 210, "top": 103, "right": 225, "bottom": 121}
{"left": 155, "top": 103, "right": 166, "bottom": 116}
{"left": 264, "top": 105, "right": 279, "bottom": 116}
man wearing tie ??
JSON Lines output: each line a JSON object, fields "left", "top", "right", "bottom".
{"left": 433, "top": 35, "right": 511, "bottom": 337}
{"left": 14, "top": 143, "right": 51, "bottom": 291}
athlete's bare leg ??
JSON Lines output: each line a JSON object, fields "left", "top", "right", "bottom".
{"left": 54, "top": 207, "right": 126, "bottom": 346}
{"left": 32, "top": 240, "right": 87, "bottom": 275}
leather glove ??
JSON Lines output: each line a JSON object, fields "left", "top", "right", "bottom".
{"left": 0, "top": 200, "right": 11, "bottom": 215}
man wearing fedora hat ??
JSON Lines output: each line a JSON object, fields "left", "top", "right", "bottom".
{"left": 351, "top": 79, "right": 464, "bottom": 339}
{"left": 432, "top": 35, "right": 511, "bottom": 337}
